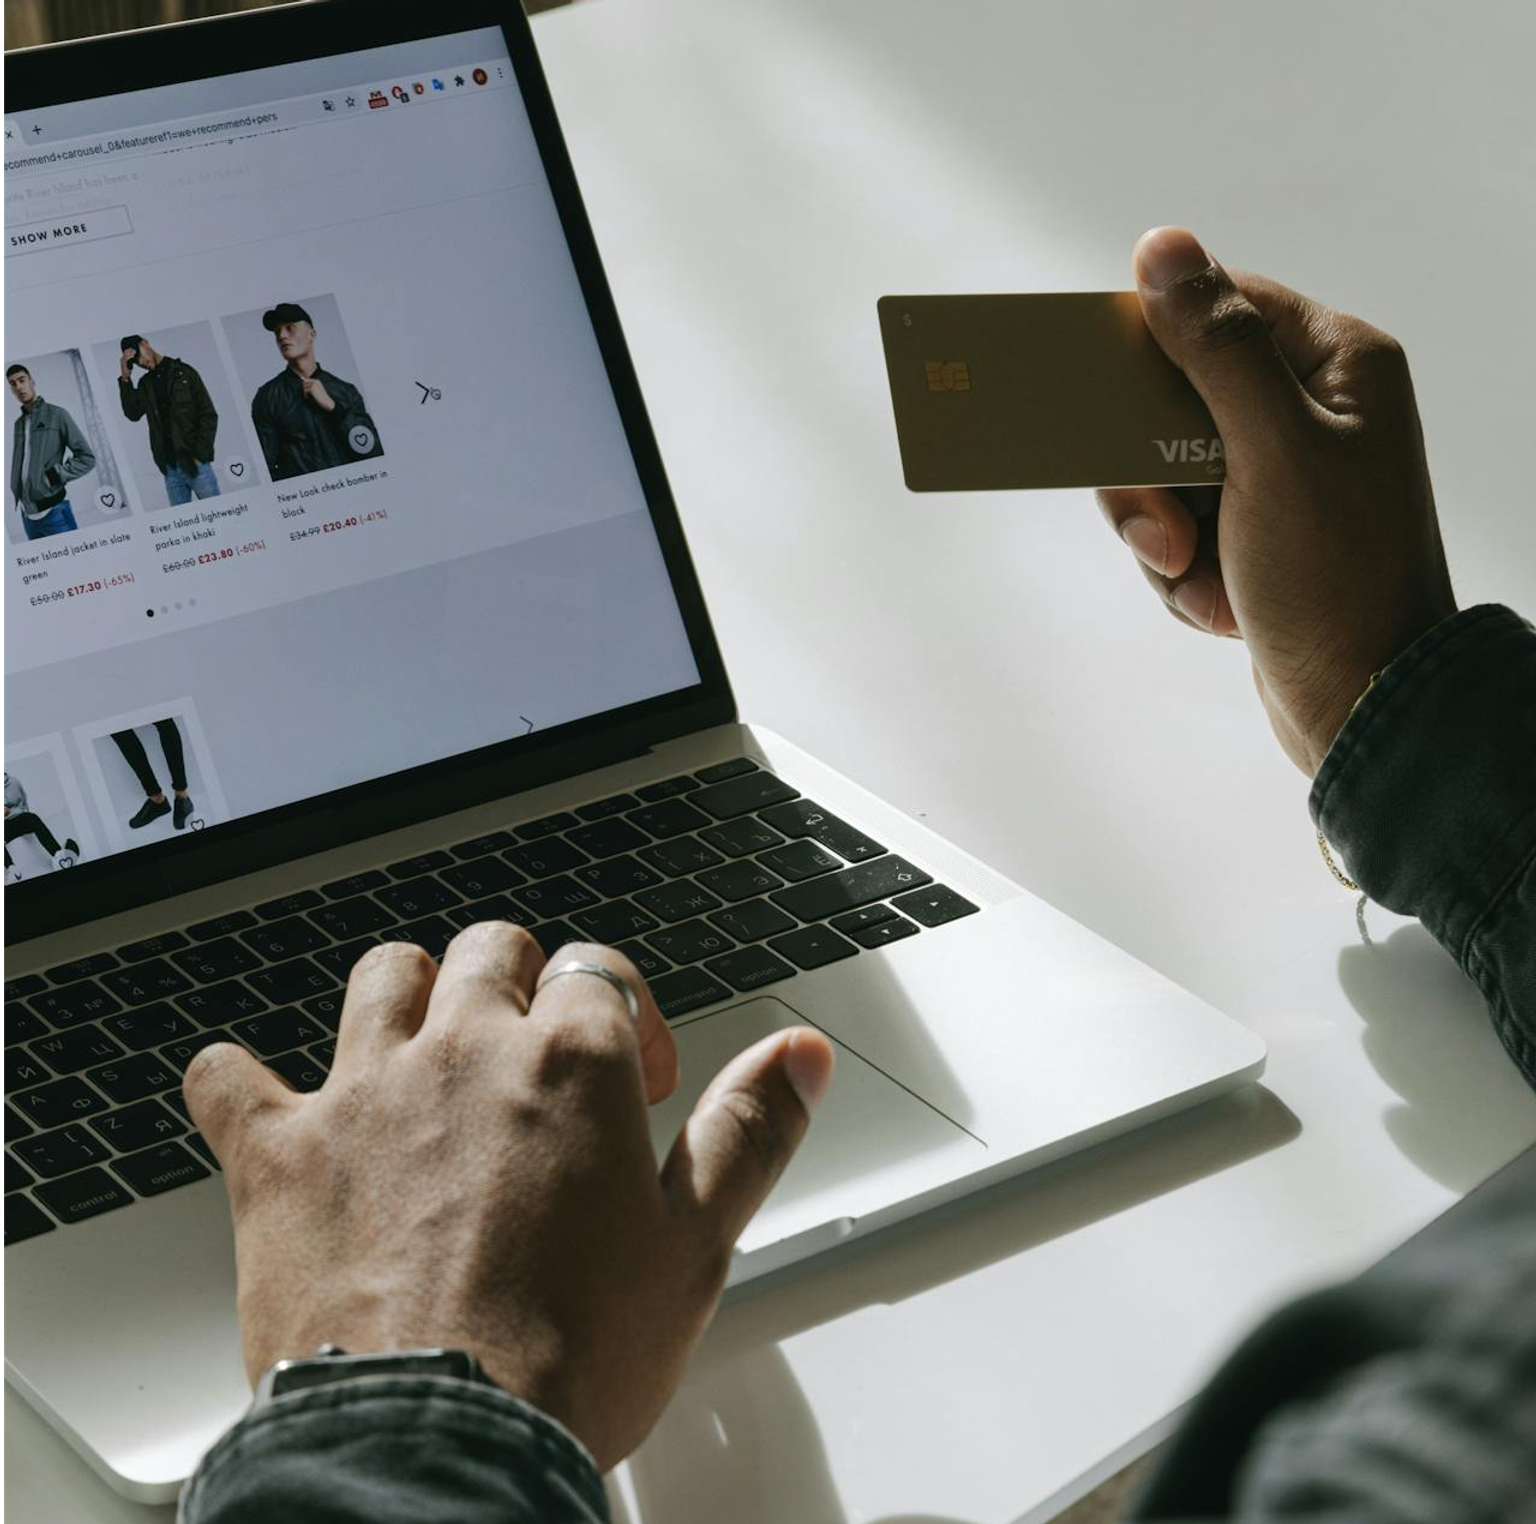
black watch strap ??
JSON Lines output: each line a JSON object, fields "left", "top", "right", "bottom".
{"left": 253, "top": 1345, "right": 501, "bottom": 1407}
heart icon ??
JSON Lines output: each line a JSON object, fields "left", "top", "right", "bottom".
{"left": 100, "top": 491, "right": 116, "bottom": 509}
{"left": 189, "top": 818, "right": 206, "bottom": 831}
{"left": 230, "top": 462, "right": 245, "bottom": 477}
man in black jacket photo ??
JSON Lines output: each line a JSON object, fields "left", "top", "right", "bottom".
{"left": 249, "top": 301, "right": 384, "bottom": 483}
{"left": 118, "top": 334, "right": 221, "bottom": 506}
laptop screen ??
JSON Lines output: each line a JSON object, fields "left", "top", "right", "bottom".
{"left": 4, "top": 23, "right": 704, "bottom": 895}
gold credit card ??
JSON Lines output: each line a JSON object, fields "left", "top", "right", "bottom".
{"left": 878, "top": 292, "right": 1225, "bottom": 491}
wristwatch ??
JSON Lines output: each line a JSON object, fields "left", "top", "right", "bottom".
{"left": 252, "top": 1344, "right": 503, "bottom": 1408}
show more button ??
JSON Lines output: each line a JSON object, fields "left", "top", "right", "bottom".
{"left": 6, "top": 203, "right": 133, "bottom": 256}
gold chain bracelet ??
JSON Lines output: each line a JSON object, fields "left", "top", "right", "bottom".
{"left": 1315, "top": 667, "right": 1386, "bottom": 892}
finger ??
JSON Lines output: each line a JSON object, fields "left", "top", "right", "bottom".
{"left": 1096, "top": 486, "right": 1200, "bottom": 579}
{"left": 183, "top": 1039, "right": 297, "bottom": 1167}
{"left": 430, "top": 920, "right": 544, "bottom": 1026}
{"left": 1098, "top": 487, "right": 1236, "bottom": 635}
{"left": 1132, "top": 228, "right": 1312, "bottom": 455}
{"left": 660, "top": 1027, "right": 833, "bottom": 1254}
{"left": 332, "top": 940, "right": 438, "bottom": 1071}
{"left": 532, "top": 941, "right": 678, "bottom": 1104}
{"left": 1225, "top": 269, "right": 1348, "bottom": 391}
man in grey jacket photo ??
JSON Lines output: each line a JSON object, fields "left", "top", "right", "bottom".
{"left": 7, "top": 362, "right": 96, "bottom": 541}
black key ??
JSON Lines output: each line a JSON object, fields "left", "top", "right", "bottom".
{"left": 575, "top": 855, "right": 663, "bottom": 898}
{"left": 28, "top": 980, "right": 122, "bottom": 1029}
{"left": 110, "top": 1142, "right": 209, "bottom": 1198}
{"left": 853, "top": 916, "right": 920, "bottom": 949}
{"left": 175, "top": 979, "right": 269, "bottom": 1028}
{"left": 446, "top": 894, "right": 536, "bottom": 931}
{"left": 6, "top": 1002, "right": 49, "bottom": 1044}
{"left": 247, "top": 958, "right": 335, "bottom": 1005}
{"left": 103, "top": 1003, "right": 199, "bottom": 1051}
{"left": 691, "top": 772, "right": 799, "bottom": 820}
{"left": 528, "top": 921, "right": 580, "bottom": 958}
{"left": 322, "top": 869, "right": 389, "bottom": 900}
{"left": 758, "top": 800, "right": 887, "bottom": 864}
{"left": 633, "top": 881, "right": 725, "bottom": 924}
{"left": 254, "top": 889, "right": 325, "bottom": 920}
{"left": 117, "top": 930, "right": 191, "bottom": 963}
{"left": 5, "top": 974, "right": 48, "bottom": 1000}
{"left": 12, "top": 1077, "right": 110, "bottom": 1129}
{"left": 450, "top": 830, "right": 516, "bottom": 860}
{"left": 86, "top": 1053, "right": 180, "bottom": 1105}
{"left": 240, "top": 915, "right": 330, "bottom": 962}
{"left": 231, "top": 1008, "right": 326, "bottom": 1058}
{"left": 309, "top": 1038, "right": 337, "bottom": 1067}
{"left": 384, "top": 916, "right": 458, "bottom": 958}
{"left": 265, "top": 1050, "right": 328, "bottom": 1093}
{"left": 626, "top": 798, "right": 710, "bottom": 839}
{"left": 6, "top": 1104, "right": 33, "bottom": 1141}
{"left": 644, "top": 919, "right": 736, "bottom": 966}
{"left": 649, "top": 967, "right": 733, "bottom": 1020}
{"left": 6, "top": 1152, "right": 33, "bottom": 1192}
{"left": 513, "top": 875, "right": 599, "bottom": 917}
{"left": 891, "top": 885, "right": 981, "bottom": 928}
{"left": 26, "top": 1027, "right": 125, "bottom": 1077}
{"left": 696, "top": 861, "right": 786, "bottom": 903}
{"left": 635, "top": 774, "right": 702, "bottom": 801}
{"left": 186, "top": 909, "right": 259, "bottom": 941}
{"left": 767, "top": 926, "right": 860, "bottom": 971}
{"left": 34, "top": 1167, "right": 133, "bottom": 1224}
{"left": 504, "top": 838, "right": 590, "bottom": 879}
{"left": 516, "top": 811, "right": 581, "bottom": 840}
{"left": 636, "top": 836, "right": 725, "bottom": 877}
{"left": 88, "top": 1098, "right": 186, "bottom": 1153}
{"left": 829, "top": 904, "right": 897, "bottom": 935}
{"left": 613, "top": 940, "right": 671, "bottom": 981}
{"left": 704, "top": 946, "right": 796, "bottom": 993}
{"left": 575, "top": 792, "right": 640, "bottom": 820}
{"left": 570, "top": 900, "right": 660, "bottom": 944}
{"left": 100, "top": 958, "right": 194, "bottom": 1007}
{"left": 160, "top": 1028, "right": 243, "bottom": 1074}
{"left": 46, "top": 952, "right": 119, "bottom": 985}
{"left": 162, "top": 1090, "right": 191, "bottom": 1121}
{"left": 8, "top": 1048, "right": 54, "bottom": 1091}
{"left": 185, "top": 1132, "right": 221, "bottom": 1170}
{"left": 171, "top": 936, "right": 263, "bottom": 983}
{"left": 708, "top": 899, "right": 798, "bottom": 943}
{"left": 695, "top": 758, "right": 760, "bottom": 784}
{"left": 13, "top": 1123, "right": 112, "bottom": 1179}
{"left": 771, "top": 857, "right": 932, "bottom": 922}
{"left": 313, "top": 938, "right": 382, "bottom": 980}
{"left": 6, "top": 1193, "right": 55, "bottom": 1243}
{"left": 386, "top": 850, "right": 455, "bottom": 881}
{"left": 309, "top": 895, "right": 397, "bottom": 941}
{"left": 757, "top": 841, "right": 842, "bottom": 883}
{"left": 698, "top": 818, "right": 786, "bottom": 858}
{"left": 566, "top": 819, "right": 650, "bottom": 859}
{"left": 440, "top": 858, "right": 526, "bottom": 900}
{"left": 376, "top": 876, "right": 462, "bottom": 919}
{"left": 302, "top": 991, "right": 346, "bottom": 1031}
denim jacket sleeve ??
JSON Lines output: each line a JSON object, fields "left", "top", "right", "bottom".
{"left": 177, "top": 1376, "right": 609, "bottom": 1524}
{"left": 1309, "top": 602, "right": 1536, "bottom": 1083}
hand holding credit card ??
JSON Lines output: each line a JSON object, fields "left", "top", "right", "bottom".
{"left": 878, "top": 291, "right": 1224, "bottom": 490}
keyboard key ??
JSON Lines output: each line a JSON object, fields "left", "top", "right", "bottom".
{"left": 314, "top": 938, "right": 382, "bottom": 980}
{"left": 528, "top": 921, "right": 580, "bottom": 958}
{"left": 11, "top": 1077, "right": 110, "bottom": 1129}
{"left": 513, "top": 875, "right": 599, "bottom": 917}
{"left": 704, "top": 946, "right": 796, "bottom": 993}
{"left": 171, "top": 936, "right": 262, "bottom": 983}
{"left": 450, "top": 830, "right": 517, "bottom": 860}
{"left": 160, "top": 1028, "right": 243, "bottom": 1074}
{"left": 117, "top": 931, "right": 191, "bottom": 963}
{"left": 247, "top": 958, "right": 335, "bottom": 1005}
{"left": 8, "top": 1048, "right": 54, "bottom": 1091}
{"left": 265, "top": 1051, "right": 328, "bottom": 1093}
{"left": 696, "top": 861, "right": 786, "bottom": 903}
{"left": 302, "top": 992, "right": 346, "bottom": 1031}
{"left": 566, "top": 819, "right": 651, "bottom": 860}
{"left": 231, "top": 1009, "right": 326, "bottom": 1058}
{"left": 698, "top": 818, "right": 786, "bottom": 858}
{"left": 5, "top": 1193, "right": 55, "bottom": 1244}
{"left": 767, "top": 926, "right": 860, "bottom": 971}
{"left": 771, "top": 857, "right": 932, "bottom": 922}
{"left": 636, "top": 836, "right": 725, "bottom": 877}
{"left": 185, "top": 1133, "right": 221, "bottom": 1171}
{"left": 757, "top": 800, "right": 887, "bottom": 864}
{"left": 386, "top": 850, "right": 455, "bottom": 881}
{"left": 110, "top": 1142, "right": 209, "bottom": 1198}
{"left": 254, "top": 889, "right": 325, "bottom": 920}
{"left": 384, "top": 916, "right": 457, "bottom": 958}
{"left": 613, "top": 940, "right": 671, "bottom": 981}
{"left": 853, "top": 916, "right": 920, "bottom": 949}
{"left": 504, "top": 838, "right": 589, "bottom": 879}
{"left": 635, "top": 775, "right": 702, "bottom": 801}
{"left": 162, "top": 1090, "right": 191, "bottom": 1121}
{"left": 694, "top": 758, "right": 760, "bottom": 784}
{"left": 574, "top": 855, "right": 663, "bottom": 898}
{"left": 6, "top": 1003, "right": 49, "bottom": 1044}
{"left": 7, "top": 1152, "right": 34, "bottom": 1191}
{"left": 309, "top": 1038, "right": 337, "bottom": 1067}
{"left": 891, "top": 885, "right": 980, "bottom": 927}
{"left": 626, "top": 799, "right": 710, "bottom": 839}
{"left": 708, "top": 899, "right": 798, "bottom": 943}
{"left": 515, "top": 811, "right": 581, "bottom": 840}
{"left": 12, "top": 1123, "right": 112, "bottom": 1179}
{"left": 440, "top": 857, "right": 526, "bottom": 900}
{"left": 309, "top": 895, "right": 397, "bottom": 941}
{"left": 575, "top": 792, "right": 640, "bottom": 820}
{"left": 5, "top": 974, "right": 48, "bottom": 1000}
{"left": 829, "top": 904, "right": 898, "bottom": 935}
{"left": 6, "top": 1105, "right": 33, "bottom": 1141}
{"left": 376, "top": 877, "right": 462, "bottom": 920}
{"left": 649, "top": 967, "right": 733, "bottom": 1019}
{"left": 176, "top": 979, "right": 270, "bottom": 1028}
{"left": 186, "top": 909, "right": 258, "bottom": 941}
{"left": 570, "top": 900, "right": 661, "bottom": 944}
{"left": 88, "top": 1098, "right": 186, "bottom": 1153}
{"left": 322, "top": 869, "right": 389, "bottom": 900}
{"left": 45, "top": 952, "right": 119, "bottom": 985}
{"left": 756, "top": 841, "right": 842, "bottom": 883}
{"left": 28, "top": 980, "right": 122, "bottom": 1029}
{"left": 34, "top": 1167, "right": 133, "bottom": 1224}
{"left": 103, "top": 1004, "right": 199, "bottom": 1051}
{"left": 691, "top": 772, "right": 799, "bottom": 820}
{"left": 100, "top": 959, "right": 194, "bottom": 1007}
{"left": 86, "top": 1053, "right": 181, "bottom": 1105}
{"left": 240, "top": 916, "right": 330, "bottom": 962}
{"left": 643, "top": 919, "right": 736, "bottom": 966}
{"left": 633, "top": 881, "right": 725, "bottom": 924}
{"left": 445, "top": 894, "right": 536, "bottom": 931}
{"left": 26, "top": 1027, "right": 125, "bottom": 1076}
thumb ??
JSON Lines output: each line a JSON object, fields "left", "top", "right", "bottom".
{"left": 183, "top": 1041, "right": 297, "bottom": 1166}
{"left": 660, "top": 1027, "right": 834, "bottom": 1254}
{"left": 1132, "top": 227, "right": 1309, "bottom": 447}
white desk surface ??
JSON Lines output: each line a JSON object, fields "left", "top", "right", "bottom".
{"left": 8, "top": 2, "right": 1536, "bottom": 1520}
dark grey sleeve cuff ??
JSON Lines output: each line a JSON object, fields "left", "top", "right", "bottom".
{"left": 1309, "top": 603, "right": 1536, "bottom": 1085}
{"left": 177, "top": 1375, "right": 609, "bottom": 1524}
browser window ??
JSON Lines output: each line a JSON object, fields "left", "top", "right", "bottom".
{"left": 4, "top": 27, "right": 698, "bottom": 882}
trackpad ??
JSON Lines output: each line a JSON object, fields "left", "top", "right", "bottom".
{"left": 647, "top": 997, "right": 985, "bottom": 1261}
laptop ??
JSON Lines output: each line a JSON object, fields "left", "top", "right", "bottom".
{"left": 2, "top": 0, "right": 1266, "bottom": 1501}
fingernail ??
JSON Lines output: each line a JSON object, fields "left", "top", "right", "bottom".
{"left": 1135, "top": 227, "right": 1210, "bottom": 290}
{"left": 784, "top": 1031, "right": 832, "bottom": 1113}
{"left": 1173, "top": 579, "right": 1218, "bottom": 630}
{"left": 1119, "top": 515, "right": 1168, "bottom": 574}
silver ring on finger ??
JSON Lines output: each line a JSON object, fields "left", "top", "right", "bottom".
{"left": 537, "top": 961, "right": 640, "bottom": 1024}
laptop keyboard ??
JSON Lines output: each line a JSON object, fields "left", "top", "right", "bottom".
{"left": 4, "top": 759, "right": 977, "bottom": 1245}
